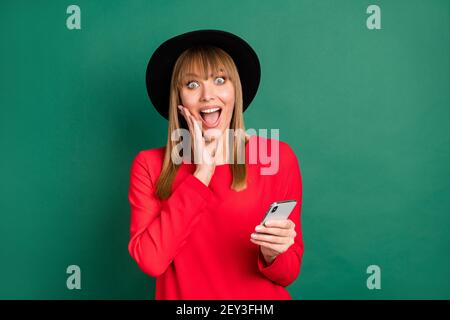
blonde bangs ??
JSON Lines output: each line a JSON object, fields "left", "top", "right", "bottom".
{"left": 174, "top": 46, "right": 237, "bottom": 90}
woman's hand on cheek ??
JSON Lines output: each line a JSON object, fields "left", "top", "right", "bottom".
{"left": 178, "top": 105, "right": 220, "bottom": 185}
{"left": 250, "top": 219, "right": 296, "bottom": 265}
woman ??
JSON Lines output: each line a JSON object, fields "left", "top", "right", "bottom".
{"left": 128, "top": 30, "right": 304, "bottom": 300}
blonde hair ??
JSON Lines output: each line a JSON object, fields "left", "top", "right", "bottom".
{"left": 155, "top": 45, "right": 250, "bottom": 200}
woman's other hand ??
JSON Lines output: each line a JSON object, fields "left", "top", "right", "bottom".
{"left": 250, "top": 219, "right": 297, "bottom": 265}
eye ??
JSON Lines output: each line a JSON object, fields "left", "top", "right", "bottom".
{"left": 186, "top": 80, "right": 199, "bottom": 89}
{"left": 215, "top": 76, "right": 226, "bottom": 85}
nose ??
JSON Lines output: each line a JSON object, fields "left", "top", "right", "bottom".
{"left": 200, "top": 81, "right": 215, "bottom": 102}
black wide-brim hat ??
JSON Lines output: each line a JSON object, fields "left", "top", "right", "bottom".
{"left": 146, "top": 29, "right": 261, "bottom": 120}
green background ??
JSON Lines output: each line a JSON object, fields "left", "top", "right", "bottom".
{"left": 1, "top": 0, "right": 449, "bottom": 299}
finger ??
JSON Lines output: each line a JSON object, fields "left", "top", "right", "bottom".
{"left": 183, "top": 106, "right": 198, "bottom": 126}
{"left": 189, "top": 112, "right": 204, "bottom": 149}
{"left": 184, "top": 109, "right": 205, "bottom": 163}
{"left": 192, "top": 117, "right": 203, "bottom": 139}
{"left": 182, "top": 106, "right": 192, "bottom": 127}
{"left": 251, "top": 232, "right": 288, "bottom": 244}
{"left": 182, "top": 107, "right": 197, "bottom": 137}
{"left": 264, "top": 219, "right": 295, "bottom": 229}
{"left": 180, "top": 107, "right": 198, "bottom": 163}
{"left": 254, "top": 225, "right": 292, "bottom": 237}
{"left": 183, "top": 107, "right": 199, "bottom": 134}
{"left": 178, "top": 105, "right": 187, "bottom": 120}
{"left": 250, "top": 239, "right": 287, "bottom": 252}
{"left": 193, "top": 120, "right": 204, "bottom": 150}
{"left": 179, "top": 106, "right": 193, "bottom": 132}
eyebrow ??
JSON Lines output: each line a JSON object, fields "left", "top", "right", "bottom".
{"left": 183, "top": 70, "right": 226, "bottom": 78}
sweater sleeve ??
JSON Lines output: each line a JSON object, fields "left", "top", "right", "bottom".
{"left": 256, "top": 143, "right": 304, "bottom": 287}
{"left": 127, "top": 151, "right": 216, "bottom": 277}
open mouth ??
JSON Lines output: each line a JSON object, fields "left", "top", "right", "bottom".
{"left": 199, "top": 107, "right": 222, "bottom": 128}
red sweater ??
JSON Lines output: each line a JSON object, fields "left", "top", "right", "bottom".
{"left": 128, "top": 134, "right": 304, "bottom": 300}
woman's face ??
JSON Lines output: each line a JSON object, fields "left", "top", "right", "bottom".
{"left": 179, "top": 68, "right": 235, "bottom": 134}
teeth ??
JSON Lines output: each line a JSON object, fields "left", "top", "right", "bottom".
{"left": 201, "top": 107, "right": 220, "bottom": 113}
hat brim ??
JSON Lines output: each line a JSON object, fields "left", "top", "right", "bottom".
{"left": 146, "top": 29, "right": 261, "bottom": 120}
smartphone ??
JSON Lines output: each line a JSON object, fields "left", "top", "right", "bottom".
{"left": 260, "top": 200, "right": 297, "bottom": 225}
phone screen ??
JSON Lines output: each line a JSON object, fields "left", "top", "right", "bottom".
{"left": 261, "top": 200, "right": 297, "bottom": 225}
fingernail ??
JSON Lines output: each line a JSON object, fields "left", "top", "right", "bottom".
{"left": 255, "top": 226, "right": 263, "bottom": 231}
